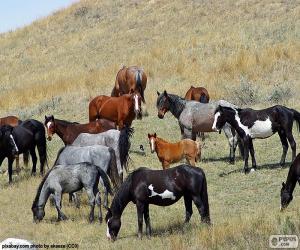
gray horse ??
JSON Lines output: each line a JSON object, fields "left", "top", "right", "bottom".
{"left": 32, "top": 163, "right": 112, "bottom": 223}
{"left": 55, "top": 145, "right": 122, "bottom": 207}
{"left": 156, "top": 90, "right": 243, "bottom": 163}
{"left": 72, "top": 127, "right": 133, "bottom": 180}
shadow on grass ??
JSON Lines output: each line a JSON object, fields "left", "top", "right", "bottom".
{"left": 130, "top": 150, "right": 146, "bottom": 156}
{"left": 202, "top": 156, "right": 244, "bottom": 164}
{"left": 219, "top": 161, "right": 292, "bottom": 177}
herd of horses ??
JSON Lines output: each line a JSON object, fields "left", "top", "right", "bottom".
{"left": 1, "top": 65, "right": 300, "bottom": 241}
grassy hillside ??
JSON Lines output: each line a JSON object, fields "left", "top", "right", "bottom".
{"left": 0, "top": 0, "right": 300, "bottom": 249}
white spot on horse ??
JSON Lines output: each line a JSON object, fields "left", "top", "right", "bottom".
{"left": 106, "top": 219, "right": 111, "bottom": 239}
{"left": 148, "top": 184, "right": 176, "bottom": 200}
{"left": 46, "top": 121, "right": 52, "bottom": 129}
{"left": 134, "top": 94, "right": 139, "bottom": 112}
{"left": 212, "top": 112, "right": 220, "bottom": 131}
{"left": 150, "top": 138, "right": 155, "bottom": 153}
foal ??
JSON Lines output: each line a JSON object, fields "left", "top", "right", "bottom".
{"left": 148, "top": 133, "right": 201, "bottom": 169}
{"left": 105, "top": 164, "right": 210, "bottom": 241}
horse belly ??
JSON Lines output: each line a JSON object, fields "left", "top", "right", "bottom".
{"left": 193, "top": 120, "right": 214, "bottom": 132}
{"left": 249, "top": 119, "right": 274, "bottom": 139}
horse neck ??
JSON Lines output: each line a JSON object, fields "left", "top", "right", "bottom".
{"left": 285, "top": 168, "right": 297, "bottom": 195}
{"left": 168, "top": 94, "right": 186, "bottom": 118}
{"left": 223, "top": 110, "right": 245, "bottom": 135}
{"left": 111, "top": 180, "right": 131, "bottom": 218}
{"left": 34, "top": 180, "right": 51, "bottom": 209}
{"left": 155, "top": 137, "right": 168, "bottom": 151}
{"left": 54, "top": 120, "right": 70, "bottom": 141}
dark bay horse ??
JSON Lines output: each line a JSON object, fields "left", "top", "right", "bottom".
{"left": 44, "top": 115, "right": 115, "bottom": 145}
{"left": 111, "top": 65, "right": 147, "bottom": 103}
{"left": 184, "top": 86, "right": 210, "bottom": 103}
{"left": 88, "top": 92, "right": 142, "bottom": 129}
{"left": 32, "top": 162, "right": 112, "bottom": 223}
{"left": 105, "top": 164, "right": 210, "bottom": 241}
{"left": 0, "top": 120, "right": 47, "bottom": 183}
{"left": 281, "top": 153, "right": 300, "bottom": 210}
{"left": 212, "top": 105, "right": 300, "bottom": 173}
{"left": 156, "top": 90, "right": 242, "bottom": 164}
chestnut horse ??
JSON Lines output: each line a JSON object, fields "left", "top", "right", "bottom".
{"left": 111, "top": 66, "right": 147, "bottom": 103}
{"left": 88, "top": 92, "right": 142, "bottom": 129}
{"left": 148, "top": 133, "right": 201, "bottom": 169}
{"left": 44, "top": 115, "right": 116, "bottom": 145}
{"left": 185, "top": 86, "right": 210, "bottom": 103}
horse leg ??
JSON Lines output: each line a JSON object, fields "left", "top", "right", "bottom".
{"left": 242, "top": 137, "right": 250, "bottom": 174}
{"left": 223, "top": 125, "right": 237, "bottom": 164}
{"left": 15, "top": 155, "right": 20, "bottom": 173}
{"left": 8, "top": 157, "right": 14, "bottom": 184}
{"left": 95, "top": 192, "right": 102, "bottom": 223}
{"left": 136, "top": 201, "right": 144, "bottom": 239}
{"left": 248, "top": 139, "right": 257, "bottom": 170}
{"left": 192, "top": 195, "right": 210, "bottom": 224}
{"left": 86, "top": 187, "right": 96, "bottom": 223}
{"left": 54, "top": 190, "right": 68, "bottom": 221}
{"left": 143, "top": 204, "right": 151, "bottom": 238}
{"left": 286, "top": 132, "right": 296, "bottom": 162}
{"left": 30, "top": 147, "right": 37, "bottom": 176}
{"left": 278, "top": 131, "right": 288, "bottom": 166}
{"left": 36, "top": 143, "right": 46, "bottom": 175}
{"left": 184, "top": 195, "right": 193, "bottom": 223}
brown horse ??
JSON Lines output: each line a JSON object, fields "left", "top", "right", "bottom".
{"left": 111, "top": 65, "right": 147, "bottom": 103}
{"left": 0, "top": 115, "right": 28, "bottom": 172}
{"left": 44, "top": 115, "right": 116, "bottom": 145}
{"left": 147, "top": 133, "right": 201, "bottom": 169}
{"left": 185, "top": 86, "right": 210, "bottom": 103}
{"left": 88, "top": 92, "right": 142, "bottom": 129}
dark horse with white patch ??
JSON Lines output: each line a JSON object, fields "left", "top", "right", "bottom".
{"left": 0, "top": 120, "right": 47, "bottom": 183}
{"left": 281, "top": 153, "right": 300, "bottom": 211}
{"left": 212, "top": 105, "right": 300, "bottom": 173}
{"left": 105, "top": 164, "right": 210, "bottom": 241}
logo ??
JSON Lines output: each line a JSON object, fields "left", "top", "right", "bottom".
{"left": 269, "top": 235, "right": 298, "bottom": 248}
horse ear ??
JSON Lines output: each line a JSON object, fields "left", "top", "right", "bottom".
{"left": 129, "top": 89, "right": 134, "bottom": 94}
{"left": 218, "top": 105, "right": 224, "bottom": 113}
{"left": 157, "top": 91, "right": 160, "bottom": 96}
{"left": 51, "top": 115, "right": 54, "bottom": 119}
{"left": 154, "top": 133, "right": 157, "bottom": 138}
{"left": 45, "top": 115, "right": 47, "bottom": 120}
{"left": 147, "top": 133, "right": 151, "bottom": 138}
{"left": 282, "top": 182, "right": 286, "bottom": 188}
{"left": 163, "top": 90, "right": 168, "bottom": 97}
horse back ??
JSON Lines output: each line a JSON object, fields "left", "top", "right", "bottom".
{"left": 0, "top": 116, "right": 20, "bottom": 127}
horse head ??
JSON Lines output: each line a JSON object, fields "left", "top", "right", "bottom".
{"left": 44, "top": 115, "right": 55, "bottom": 141}
{"left": 156, "top": 90, "right": 170, "bottom": 119}
{"left": 105, "top": 208, "right": 121, "bottom": 241}
{"left": 130, "top": 90, "right": 142, "bottom": 120}
{"left": 147, "top": 133, "right": 157, "bottom": 153}
{"left": 280, "top": 182, "right": 293, "bottom": 211}
{"left": 0, "top": 125, "right": 16, "bottom": 154}
{"left": 31, "top": 204, "right": 45, "bottom": 223}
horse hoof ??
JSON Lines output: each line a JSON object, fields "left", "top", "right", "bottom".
{"left": 250, "top": 168, "right": 256, "bottom": 173}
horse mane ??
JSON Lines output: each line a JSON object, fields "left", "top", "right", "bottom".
{"left": 55, "top": 118, "right": 78, "bottom": 126}
{"left": 0, "top": 124, "right": 14, "bottom": 134}
{"left": 53, "top": 146, "right": 66, "bottom": 165}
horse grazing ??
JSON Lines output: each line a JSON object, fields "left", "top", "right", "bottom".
{"left": 111, "top": 65, "right": 147, "bottom": 103}
{"left": 184, "top": 86, "right": 210, "bottom": 103}
{"left": 32, "top": 163, "right": 112, "bottom": 223}
{"left": 0, "top": 120, "right": 47, "bottom": 183}
{"left": 72, "top": 127, "right": 133, "bottom": 179}
{"left": 55, "top": 145, "right": 122, "bottom": 209}
{"left": 212, "top": 105, "right": 300, "bottom": 173}
{"left": 44, "top": 115, "right": 115, "bottom": 145}
{"left": 88, "top": 92, "right": 142, "bottom": 129}
{"left": 156, "top": 90, "right": 243, "bottom": 164}
{"left": 281, "top": 154, "right": 300, "bottom": 211}
{"left": 105, "top": 164, "right": 210, "bottom": 241}
{"left": 147, "top": 133, "right": 201, "bottom": 169}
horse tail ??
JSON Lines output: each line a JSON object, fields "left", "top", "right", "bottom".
{"left": 200, "top": 169, "right": 210, "bottom": 224}
{"left": 195, "top": 141, "right": 202, "bottom": 162}
{"left": 199, "top": 93, "right": 209, "bottom": 103}
{"left": 119, "top": 126, "right": 134, "bottom": 172}
{"left": 135, "top": 70, "right": 145, "bottom": 103}
{"left": 108, "top": 147, "right": 122, "bottom": 191}
{"left": 292, "top": 109, "right": 300, "bottom": 132}
{"left": 96, "top": 165, "right": 113, "bottom": 196}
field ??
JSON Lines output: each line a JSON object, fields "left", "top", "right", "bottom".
{"left": 0, "top": 0, "right": 300, "bottom": 249}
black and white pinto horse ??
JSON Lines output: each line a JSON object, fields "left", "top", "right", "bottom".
{"left": 212, "top": 105, "right": 300, "bottom": 173}
{"left": 105, "top": 164, "right": 210, "bottom": 241}
{"left": 156, "top": 90, "right": 243, "bottom": 164}
{"left": 32, "top": 163, "right": 112, "bottom": 223}
{"left": 281, "top": 153, "right": 300, "bottom": 211}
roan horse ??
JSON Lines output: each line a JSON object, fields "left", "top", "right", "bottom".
{"left": 281, "top": 153, "right": 300, "bottom": 211}
{"left": 184, "top": 86, "right": 210, "bottom": 103}
{"left": 32, "top": 163, "right": 112, "bottom": 223}
{"left": 111, "top": 65, "right": 147, "bottom": 103}
{"left": 212, "top": 105, "right": 300, "bottom": 173}
{"left": 156, "top": 90, "right": 242, "bottom": 164}
{"left": 147, "top": 133, "right": 201, "bottom": 169}
{"left": 0, "top": 120, "right": 47, "bottom": 183}
{"left": 44, "top": 115, "right": 115, "bottom": 145}
{"left": 105, "top": 164, "right": 210, "bottom": 241}
{"left": 88, "top": 92, "right": 142, "bottom": 129}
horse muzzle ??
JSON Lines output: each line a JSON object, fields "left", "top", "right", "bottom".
{"left": 47, "top": 136, "right": 52, "bottom": 141}
{"left": 158, "top": 112, "right": 165, "bottom": 119}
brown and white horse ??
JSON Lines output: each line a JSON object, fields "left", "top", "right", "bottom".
{"left": 111, "top": 66, "right": 147, "bottom": 103}
{"left": 148, "top": 133, "right": 201, "bottom": 169}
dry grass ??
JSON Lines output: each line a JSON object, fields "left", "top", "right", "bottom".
{"left": 0, "top": 0, "right": 300, "bottom": 249}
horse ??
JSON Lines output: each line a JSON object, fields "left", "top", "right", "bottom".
{"left": 147, "top": 133, "right": 201, "bottom": 169}
{"left": 32, "top": 163, "right": 112, "bottom": 223}
{"left": 44, "top": 115, "right": 115, "bottom": 145}
{"left": 156, "top": 90, "right": 243, "bottom": 164}
{"left": 212, "top": 105, "right": 300, "bottom": 173}
{"left": 281, "top": 154, "right": 300, "bottom": 211}
{"left": 0, "top": 120, "right": 47, "bottom": 183}
{"left": 105, "top": 164, "right": 210, "bottom": 241}
{"left": 184, "top": 86, "right": 210, "bottom": 103}
{"left": 111, "top": 65, "right": 147, "bottom": 103}
{"left": 54, "top": 145, "right": 122, "bottom": 208}
{"left": 72, "top": 127, "right": 133, "bottom": 179}
{"left": 0, "top": 115, "right": 28, "bottom": 172}
{"left": 88, "top": 92, "right": 142, "bottom": 129}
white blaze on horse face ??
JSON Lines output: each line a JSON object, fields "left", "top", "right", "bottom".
{"left": 106, "top": 219, "right": 111, "bottom": 240}
{"left": 150, "top": 138, "right": 155, "bottom": 153}
{"left": 212, "top": 112, "right": 220, "bottom": 131}
{"left": 134, "top": 94, "right": 139, "bottom": 112}
{"left": 46, "top": 121, "right": 52, "bottom": 129}
{"left": 148, "top": 184, "right": 176, "bottom": 200}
